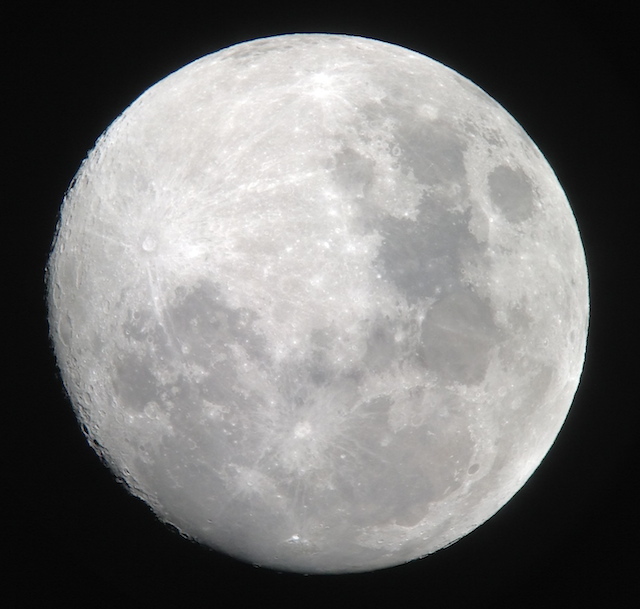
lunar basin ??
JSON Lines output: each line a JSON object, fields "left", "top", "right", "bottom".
{"left": 47, "top": 34, "right": 589, "bottom": 573}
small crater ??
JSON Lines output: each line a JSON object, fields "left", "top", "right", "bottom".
{"left": 141, "top": 235, "right": 157, "bottom": 252}
{"left": 468, "top": 463, "right": 480, "bottom": 475}
{"left": 293, "top": 421, "right": 312, "bottom": 439}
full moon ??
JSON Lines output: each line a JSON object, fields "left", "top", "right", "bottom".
{"left": 47, "top": 34, "right": 588, "bottom": 574}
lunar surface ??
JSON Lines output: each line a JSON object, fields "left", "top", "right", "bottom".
{"left": 47, "top": 34, "right": 588, "bottom": 573}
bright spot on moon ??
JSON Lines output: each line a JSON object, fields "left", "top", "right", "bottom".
{"left": 46, "top": 34, "right": 589, "bottom": 574}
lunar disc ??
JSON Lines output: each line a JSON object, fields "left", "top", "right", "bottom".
{"left": 47, "top": 33, "right": 589, "bottom": 574}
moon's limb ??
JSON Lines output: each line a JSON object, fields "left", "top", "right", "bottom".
{"left": 47, "top": 34, "right": 588, "bottom": 573}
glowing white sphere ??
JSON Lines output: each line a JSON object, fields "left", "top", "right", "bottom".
{"left": 47, "top": 34, "right": 588, "bottom": 573}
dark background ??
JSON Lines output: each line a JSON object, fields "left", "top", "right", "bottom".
{"left": 7, "top": 2, "right": 637, "bottom": 607}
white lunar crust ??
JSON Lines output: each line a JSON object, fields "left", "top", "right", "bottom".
{"left": 47, "top": 34, "right": 588, "bottom": 573}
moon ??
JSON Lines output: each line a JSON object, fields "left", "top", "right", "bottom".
{"left": 46, "top": 33, "right": 588, "bottom": 574}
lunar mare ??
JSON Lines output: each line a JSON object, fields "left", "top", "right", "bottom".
{"left": 47, "top": 34, "right": 588, "bottom": 573}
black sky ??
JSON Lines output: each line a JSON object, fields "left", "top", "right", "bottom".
{"left": 7, "top": 2, "right": 637, "bottom": 607}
